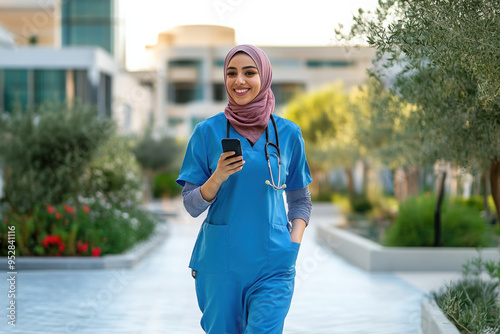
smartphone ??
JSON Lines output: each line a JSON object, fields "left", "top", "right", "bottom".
{"left": 221, "top": 138, "right": 242, "bottom": 159}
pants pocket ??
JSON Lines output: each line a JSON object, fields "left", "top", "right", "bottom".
{"left": 269, "top": 224, "right": 299, "bottom": 272}
{"left": 190, "top": 223, "right": 229, "bottom": 274}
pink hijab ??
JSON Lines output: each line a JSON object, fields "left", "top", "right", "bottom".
{"left": 224, "top": 45, "right": 275, "bottom": 144}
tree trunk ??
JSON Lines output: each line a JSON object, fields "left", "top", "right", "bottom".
{"left": 362, "top": 161, "right": 369, "bottom": 195}
{"left": 473, "top": 173, "right": 481, "bottom": 196}
{"left": 309, "top": 169, "right": 320, "bottom": 198}
{"left": 401, "top": 167, "right": 409, "bottom": 202}
{"left": 143, "top": 169, "right": 155, "bottom": 204}
{"left": 481, "top": 172, "right": 490, "bottom": 216}
{"left": 345, "top": 167, "right": 354, "bottom": 200}
{"left": 408, "top": 167, "right": 420, "bottom": 196}
{"left": 490, "top": 159, "right": 500, "bottom": 227}
{"left": 394, "top": 168, "right": 403, "bottom": 202}
{"left": 316, "top": 170, "right": 327, "bottom": 196}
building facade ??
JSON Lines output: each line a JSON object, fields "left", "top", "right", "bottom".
{"left": 144, "top": 25, "right": 376, "bottom": 138}
{"left": 0, "top": 0, "right": 152, "bottom": 134}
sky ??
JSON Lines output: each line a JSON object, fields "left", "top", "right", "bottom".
{"left": 125, "top": 0, "right": 379, "bottom": 70}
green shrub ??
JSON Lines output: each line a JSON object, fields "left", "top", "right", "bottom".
{"left": 312, "top": 191, "right": 335, "bottom": 202}
{"left": 441, "top": 206, "right": 491, "bottom": 247}
{"left": 383, "top": 195, "right": 491, "bottom": 247}
{"left": 80, "top": 135, "right": 143, "bottom": 205}
{"left": 153, "top": 171, "right": 182, "bottom": 198}
{"left": 451, "top": 195, "right": 492, "bottom": 213}
{"left": 432, "top": 255, "right": 500, "bottom": 333}
{"left": 133, "top": 133, "right": 184, "bottom": 172}
{"left": 0, "top": 102, "right": 114, "bottom": 212}
{"left": 349, "top": 194, "right": 373, "bottom": 213}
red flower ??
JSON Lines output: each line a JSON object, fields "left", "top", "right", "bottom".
{"left": 47, "top": 206, "right": 55, "bottom": 214}
{"left": 42, "top": 235, "right": 64, "bottom": 255}
{"left": 5, "top": 217, "right": 9, "bottom": 224}
{"left": 83, "top": 205, "right": 90, "bottom": 214}
{"left": 77, "top": 241, "right": 89, "bottom": 253}
{"left": 55, "top": 212, "right": 62, "bottom": 219}
{"left": 23, "top": 215, "right": 28, "bottom": 219}
{"left": 91, "top": 247, "right": 101, "bottom": 257}
{"left": 64, "top": 205, "right": 74, "bottom": 214}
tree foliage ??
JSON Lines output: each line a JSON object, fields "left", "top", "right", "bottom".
{"left": 284, "top": 83, "right": 357, "bottom": 170}
{"left": 339, "top": 0, "right": 500, "bottom": 104}
{"left": 336, "top": 0, "right": 500, "bottom": 222}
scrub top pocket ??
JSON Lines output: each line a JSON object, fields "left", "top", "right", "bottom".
{"left": 190, "top": 222, "right": 229, "bottom": 274}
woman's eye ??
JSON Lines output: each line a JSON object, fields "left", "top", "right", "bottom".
{"left": 246, "top": 72, "right": 256, "bottom": 76}
{"left": 227, "top": 72, "right": 236, "bottom": 77}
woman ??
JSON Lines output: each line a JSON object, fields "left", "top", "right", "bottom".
{"left": 176, "top": 44, "right": 312, "bottom": 333}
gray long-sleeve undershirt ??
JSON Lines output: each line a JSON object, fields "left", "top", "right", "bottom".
{"left": 181, "top": 181, "right": 312, "bottom": 226}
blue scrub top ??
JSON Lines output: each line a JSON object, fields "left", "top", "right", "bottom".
{"left": 177, "top": 112, "right": 312, "bottom": 219}
{"left": 177, "top": 112, "right": 312, "bottom": 273}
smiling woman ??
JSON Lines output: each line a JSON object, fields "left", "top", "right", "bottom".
{"left": 176, "top": 44, "right": 312, "bottom": 333}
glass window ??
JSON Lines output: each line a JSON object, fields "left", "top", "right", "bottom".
{"left": 62, "top": 0, "right": 111, "bottom": 20}
{"left": 168, "top": 60, "right": 200, "bottom": 68}
{"left": 212, "top": 83, "right": 226, "bottom": 102}
{"left": 271, "top": 83, "right": 304, "bottom": 106}
{"left": 63, "top": 24, "right": 113, "bottom": 54}
{"left": 272, "top": 59, "right": 301, "bottom": 67}
{"left": 168, "top": 83, "right": 203, "bottom": 104}
{"left": 168, "top": 117, "right": 183, "bottom": 127}
{"left": 213, "top": 59, "right": 225, "bottom": 67}
{"left": 34, "top": 70, "right": 66, "bottom": 105}
{"left": 306, "top": 60, "right": 353, "bottom": 68}
{"left": 3, "top": 69, "right": 29, "bottom": 112}
{"left": 62, "top": 0, "right": 114, "bottom": 54}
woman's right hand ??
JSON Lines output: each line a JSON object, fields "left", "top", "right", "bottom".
{"left": 200, "top": 152, "right": 244, "bottom": 201}
{"left": 213, "top": 151, "right": 245, "bottom": 184}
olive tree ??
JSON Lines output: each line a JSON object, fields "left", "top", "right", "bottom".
{"left": 336, "top": 0, "right": 500, "bottom": 224}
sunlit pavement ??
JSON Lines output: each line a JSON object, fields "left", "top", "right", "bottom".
{"left": 0, "top": 199, "right": 443, "bottom": 334}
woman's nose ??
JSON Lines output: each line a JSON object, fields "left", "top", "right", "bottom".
{"left": 235, "top": 73, "right": 245, "bottom": 85}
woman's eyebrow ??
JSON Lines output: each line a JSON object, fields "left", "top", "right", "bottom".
{"left": 226, "top": 66, "right": 258, "bottom": 71}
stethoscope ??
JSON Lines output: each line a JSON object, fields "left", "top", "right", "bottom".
{"left": 226, "top": 115, "right": 286, "bottom": 191}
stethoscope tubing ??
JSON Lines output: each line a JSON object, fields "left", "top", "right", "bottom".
{"left": 226, "top": 115, "right": 285, "bottom": 190}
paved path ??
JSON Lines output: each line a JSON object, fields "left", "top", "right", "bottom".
{"left": 1, "top": 200, "right": 431, "bottom": 334}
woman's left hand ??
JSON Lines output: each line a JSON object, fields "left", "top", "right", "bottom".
{"left": 290, "top": 219, "right": 306, "bottom": 244}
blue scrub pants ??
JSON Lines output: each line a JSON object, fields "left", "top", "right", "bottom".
{"left": 193, "top": 224, "right": 300, "bottom": 333}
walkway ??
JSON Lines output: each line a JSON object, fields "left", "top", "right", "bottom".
{"left": 1, "top": 200, "right": 451, "bottom": 334}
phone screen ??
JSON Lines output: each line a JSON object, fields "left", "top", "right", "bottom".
{"left": 221, "top": 138, "right": 242, "bottom": 158}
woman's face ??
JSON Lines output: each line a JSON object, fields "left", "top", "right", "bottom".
{"left": 226, "top": 52, "right": 261, "bottom": 105}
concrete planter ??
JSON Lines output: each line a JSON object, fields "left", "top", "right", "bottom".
{"left": 316, "top": 224, "right": 500, "bottom": 272}
{"left": 1, "top": 223, "right": 170, "bottom": 270}
{"left": 421, "top": 299, "right": 460, "bottom": 334}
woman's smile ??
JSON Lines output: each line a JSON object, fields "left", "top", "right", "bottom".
{"left": 234, "top": 88, "right": 251, "bottom": 96}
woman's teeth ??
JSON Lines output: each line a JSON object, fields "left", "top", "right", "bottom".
{"left": 235, "top": 89, "right": 249, "bottom": 93}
